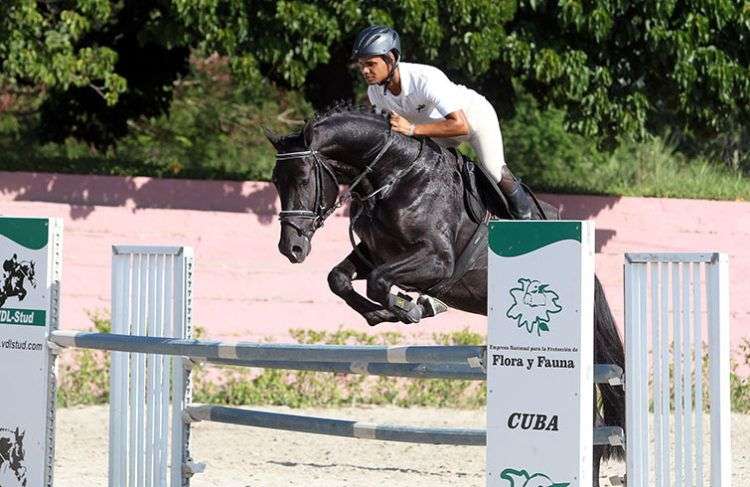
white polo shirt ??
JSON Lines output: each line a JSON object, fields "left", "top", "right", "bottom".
{"left": 367, "top": 62, "right": 486, "bottom": 145}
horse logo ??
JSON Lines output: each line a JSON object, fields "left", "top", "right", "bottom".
{"left": 0, "top": 254, "right": 36, "bottom": 309}
{"left": 500, "top": 468, "right": 570, "bottom": 487}
{"left": 505, "top": 278, "right": 562, "bottom": 336}
{"left": 0, "top": 427, "right": 28, "bottom": 487}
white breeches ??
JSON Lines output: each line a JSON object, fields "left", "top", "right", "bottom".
{"left": 433, "top": 96, "right": 507, "bottom": 182}
{"left": 465, "top": 96, "right": 507, "bottom": 182}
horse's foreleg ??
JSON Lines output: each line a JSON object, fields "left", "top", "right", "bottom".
{"left": 327, "top": 247, "right": 400, "bottom": 326}
{"left": 366, "top": 248, "right": 453, "bottom": 324}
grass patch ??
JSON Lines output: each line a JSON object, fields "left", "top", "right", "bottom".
{"left": 191, "top": 327, "right": 486, "bottom": 409}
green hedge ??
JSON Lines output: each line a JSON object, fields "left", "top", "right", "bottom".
{"left": 1, "top": 60, "right": 747, "bottom": 200}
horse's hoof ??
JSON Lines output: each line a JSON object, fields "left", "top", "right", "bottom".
{"left": 364, "top": 310, "right": 399, "bottom": 326}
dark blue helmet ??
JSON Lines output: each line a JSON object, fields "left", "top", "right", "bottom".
{"left": 352, "top": 26, "right": 401, "bottom": 61}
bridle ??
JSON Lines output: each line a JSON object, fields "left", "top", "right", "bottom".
{"left": 275, "top": 148, "right": 341, "bottom": 235}
{"left": 275, "top": 132, "right": 397, "bottom": 235}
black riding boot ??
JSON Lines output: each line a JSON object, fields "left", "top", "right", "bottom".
{"left": 499, "top": 167, "right": 534, "bottom": 220}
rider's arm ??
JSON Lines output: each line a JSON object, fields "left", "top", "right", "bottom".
{"left": 389, "top": 110, "right": 469, "bottom": 138}
{"left": 413, "top": 110, "right": 469, "bottom": 137}
{"left": 390, "top": 68, "right": 470, "bottom": 137}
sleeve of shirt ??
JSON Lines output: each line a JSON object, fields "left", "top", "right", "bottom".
{"left": 422, "top": 69, "right": 461, "bottom": 117}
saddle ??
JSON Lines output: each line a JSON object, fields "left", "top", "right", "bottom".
{"left": 442, "top": 147, "right": 506, "bottom": 222}
{"left": 446, "top": 147, "right": 559, "bottom": 222}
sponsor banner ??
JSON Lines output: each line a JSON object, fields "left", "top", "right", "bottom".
{"left": 486, "top": 221, "right": 594, "bottom": 487}
{"left": 0, "top": 217, "right": 62, "bottom": 487}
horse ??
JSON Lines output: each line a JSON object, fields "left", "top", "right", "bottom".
{"left": 266, "top": 103, "right": 625, "bottom": 484}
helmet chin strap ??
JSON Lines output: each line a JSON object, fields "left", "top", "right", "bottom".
{"left": 379, "top": 54, "right": 399, "bottom": 95}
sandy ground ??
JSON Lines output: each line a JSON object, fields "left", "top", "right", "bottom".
{"left": 54, "top": 405, "right": 749, "bottom": 487}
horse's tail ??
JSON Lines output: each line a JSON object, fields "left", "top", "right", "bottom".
{"left": 593, "top": 274, "right": 626, "bottom": 461}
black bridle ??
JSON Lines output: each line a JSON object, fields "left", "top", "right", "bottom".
{"left": 275, "top": 148, "right": 341, "bottom": 235}
{"left": 275, "top": 133, "right": 397, "bottom": 236}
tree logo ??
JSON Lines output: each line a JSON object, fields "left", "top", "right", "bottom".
{"left": 505, "top": 278, "right": 562, "bottom": 336}
{"left": 500, "top": 467, "right": 570, "bottom": 486}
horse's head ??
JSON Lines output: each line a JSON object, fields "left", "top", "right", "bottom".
{"left": 267, "top": 128, "right": 340, "bottom": 263}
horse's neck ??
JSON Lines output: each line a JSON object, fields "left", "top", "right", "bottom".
{"left": 345, "top": 135, "right": 422, "bottom": 185}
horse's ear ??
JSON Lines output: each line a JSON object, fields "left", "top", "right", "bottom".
{"left": 263, "top": 127, "right": 281, "bottom": 148}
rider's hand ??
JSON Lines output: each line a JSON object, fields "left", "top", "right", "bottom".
{"left": 389, "top": 112, "right": 416, "bottom": 136}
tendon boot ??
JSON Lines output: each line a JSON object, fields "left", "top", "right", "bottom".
{"left": 387, "top": 292, "right": 422, "bottom": 323}
{"left": 417, "top": 294, "right": 449, "bottom": 317}
{"left": 499, "top": 167, "right": 534, "bottom": 220}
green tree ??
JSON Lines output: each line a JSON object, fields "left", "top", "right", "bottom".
{"left": 174, "top": 0, "right": 749, "bottom": 148}
{"left": 1, "top": 1, "right": 190, "bottom": 147}
{"left": 505, "top": 0, "right": 750, "bottom": 146}
{"left": 0, "top": 0, "right": 126, "bottom": 104}
{"left": 3, "top": 1, "right": 748, "bottom": 153}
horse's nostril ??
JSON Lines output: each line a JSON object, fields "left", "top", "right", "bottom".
{"left": 292, "top": 245, "right": 303, "bottom": 256}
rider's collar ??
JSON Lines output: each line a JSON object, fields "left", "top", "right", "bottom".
{"left": 382, "top": 64, "right": 407, "bottom": 97}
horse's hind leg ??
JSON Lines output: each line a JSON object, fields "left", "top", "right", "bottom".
{"left": 327, "top": 246, "right": 400, "bottom": 326}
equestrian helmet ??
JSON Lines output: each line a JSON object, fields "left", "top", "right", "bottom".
{"left": 351, "top": 26, "right": 401, "bottom": 61}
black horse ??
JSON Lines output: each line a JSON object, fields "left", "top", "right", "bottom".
{"left": 267, "top": 104, "right": 625, "bottom": 484}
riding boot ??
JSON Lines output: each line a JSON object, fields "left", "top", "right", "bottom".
{"left": 499, "top": 167, "right": 534, "bottom": 220}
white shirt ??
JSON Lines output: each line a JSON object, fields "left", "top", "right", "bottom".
{"left": 367, "top": 62, "right": 486, "bottom": 145}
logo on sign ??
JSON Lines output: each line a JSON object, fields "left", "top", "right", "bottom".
{"left": 506, "top": 278, "right": 561, "bottom": 336}
{"left": 0, "top": 254, "right": 36, "bottom": 309}
{"left": 0, "top": 426, "right": 28, "bottom": 486}
{"left": 499, "top": 468, "right": 570, "bottom": 486}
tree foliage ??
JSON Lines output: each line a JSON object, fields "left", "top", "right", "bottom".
{"left": 0, "top": 0, "right": 126, "bottom": 104}
{"left": 1, "top": 0, "right": 748, "bottom": 150}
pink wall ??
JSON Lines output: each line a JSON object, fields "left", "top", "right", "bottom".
{"left": 1, "top": 171, "right": 748, "bottom": 350}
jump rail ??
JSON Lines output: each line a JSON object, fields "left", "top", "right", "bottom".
{"left": 49, "top": 330, "right": 485, "bottom": 365}
{"left": 50, "top": 330, "right": 624, "bottom": 383}
{"left": 186, "top": 405, "right": 625, "bottom": 447}
{"left": 205, "top": 358, "right": 624, "bottom": 384}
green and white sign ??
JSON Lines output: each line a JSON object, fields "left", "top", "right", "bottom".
{"left": 0, "top": 217, "right": 62, "bottom": 487}
{"left": 486, "top": 221, "right": 594, "bottom": 487}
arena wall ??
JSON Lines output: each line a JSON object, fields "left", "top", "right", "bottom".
{"left": 1, "top": 171, "right": 747, "bottom": 349}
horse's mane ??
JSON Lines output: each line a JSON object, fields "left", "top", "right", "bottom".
{"left": 309, "top": 100, "right": 387, "bottom": 125}
{"left": 277, "top": 101, "right": 387, "bottom": 144}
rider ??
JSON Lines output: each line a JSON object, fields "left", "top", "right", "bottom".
{"left": 2, "top": 254, "right": 17, "bottom": 276}
{"left": 352, "top": 26, "right": 534, "bottom": 219}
